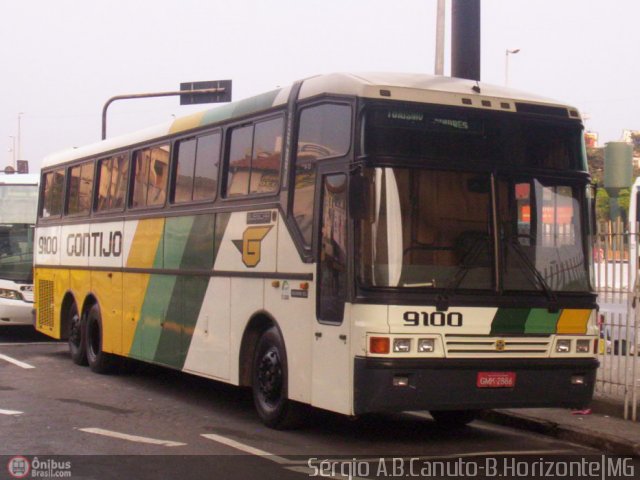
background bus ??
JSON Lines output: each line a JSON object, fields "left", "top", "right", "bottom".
{"left": 0, "top": 173, "right": 38, "bottom": 326}
{"left": 35, "top": 73, "right": 598, "bottom": 428}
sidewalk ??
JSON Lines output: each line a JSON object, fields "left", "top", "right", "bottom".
{"left": 481, "top": 398, "right": 640, "bottom": 457}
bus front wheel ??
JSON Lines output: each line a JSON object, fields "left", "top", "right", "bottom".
{"left": 68, "top": 303, "right": 87, "bottom": 366}
{"left": 252, "top": 327, "right": 305, "bottom": 429}
{"left": 85, "top": 304, "right": 116, "bottom": 374}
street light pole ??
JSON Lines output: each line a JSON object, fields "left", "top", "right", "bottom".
{"left": 8, "top": 136, "right": 15, "bottom": 167}
{"left": 505, "top": 48, "right": 520, "bottom": 86}
{"left": 434, "top": 0, "right": 445, "bottom": 75}
{"left": 16, "top": 112, "right": 23, "bottom": 166}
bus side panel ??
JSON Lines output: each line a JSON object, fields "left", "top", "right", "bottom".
{"left": 122, "top": 272, "right": 151, "bottom": 360}
{"left": 91, "top": 271, "right": 123, "bottom": 355}
{"left": 122, "top": 218, "right": 164, "bottom": 362}
{"left": 229, "top": 277, "right": 264, "bottom": 385}
{"left": 34, "top": 267, "right": 68, "bottom": 339}
{"left": 183, "top": 277, "right": 231, "bottom": 381}
{"left": 34, "top": 225, "right": 62, "bottom": 338}
{"left": 267, "top": 216, "right": 315, "bottom": 403}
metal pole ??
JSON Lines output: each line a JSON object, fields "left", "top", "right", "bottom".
{"left": 451, "top": 0, "right": 481, "bottom": 81}
{"left": 101, "top": 87, "right": 226, "bottom": 140}
{"left": 434, "top": 0, "right": 445, "bottom": 75}
{"left": 16, "top": 112, "right": 23, "bottom": 167}
{"left": 8, "top": 136, "right": 15, "bottom": 166}
{"left": 505, "top": 49, "right": 520, "bottom": 86}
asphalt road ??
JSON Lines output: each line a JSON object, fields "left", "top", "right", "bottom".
{"left": 0, "top": 326, "right": 626, "bottom": 480}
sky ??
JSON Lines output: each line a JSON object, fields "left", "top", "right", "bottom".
{"left": 0, "top": 0, "right": 638, "bottom": 173}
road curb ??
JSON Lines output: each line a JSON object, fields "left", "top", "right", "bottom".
{"left": 480, "top": 410, "right": 640, "bottom": 457}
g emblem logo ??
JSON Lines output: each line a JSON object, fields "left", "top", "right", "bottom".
{"left": 495, "top": 339, "right": 506, "bottom": 351}
{"left": 233, "top": 226, "right": 273, "bottom": 268}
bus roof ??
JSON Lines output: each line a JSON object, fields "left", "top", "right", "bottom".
{"left": 0, "top": 173, "right": 40, "bottom": 185}
{"left": 41, "top": 72, "right": 581, "bottom": 169}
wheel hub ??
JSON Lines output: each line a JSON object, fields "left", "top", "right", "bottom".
{"left": 257, "top": 348, "right": 282, "bottom": 402}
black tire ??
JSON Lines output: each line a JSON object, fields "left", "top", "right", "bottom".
{"left": 430, "top": 410, "right": 480, "bottom": 428}
{"left": 252, "top": 327, "right": 306, "bottom": 429}
{"left": 85, "top": 304, "right": 117, "bottom": 374}
{"left": 68, "top": 302, "right": 87, "bottom": 366}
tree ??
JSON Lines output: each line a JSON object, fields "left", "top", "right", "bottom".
{"left": 596, "top": 187, "right": 609, "bottom": 223}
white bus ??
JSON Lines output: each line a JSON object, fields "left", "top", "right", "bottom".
{"left": 35, "top": 73, "right": 598, "bottom": 428}
{"left": 0, "top": 173, "right": 38, "bottom": 326}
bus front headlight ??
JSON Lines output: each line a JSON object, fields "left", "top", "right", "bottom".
{"left": 0, "top": 288, "right": 24, "bottom": 301}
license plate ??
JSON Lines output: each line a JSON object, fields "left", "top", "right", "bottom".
{"left": 476, "top": 371, "right": 516, "bottom": 388}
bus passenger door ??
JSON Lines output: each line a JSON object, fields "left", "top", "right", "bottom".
{"left": 311, "top": 173, "right": 351, "bottom": 414}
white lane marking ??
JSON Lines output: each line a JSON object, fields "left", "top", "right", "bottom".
{"left": 79, "top": 428, "right": 186, "bottom": 447}
{"left": 201, "top": 433, "right": 290, "bottom": 464}
{"left": 0, "top": 353, "right": 35, "bottom": 369}
{"left": 0, "top": 408, "right": 23, "bottom": 415}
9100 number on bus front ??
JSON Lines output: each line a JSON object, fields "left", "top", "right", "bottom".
{"left": 403, "top": 311, "right": 463, "bottom": 327}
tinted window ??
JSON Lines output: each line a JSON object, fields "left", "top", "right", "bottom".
{"left": 250, "top": 117, "right": 283, "bottom": 194}
{"left": 41, "top": 169, "right": 65, "bottom": 218}
{"left": 96, "top": 153, "right": 129, "bottom": 212}
{"left": 131, "top": 144, "right": 169, "bottom": 208}
{"left": 67, "top": 161, "right": 94, "bottom": 216}
{"left": 225, "top": 117, "right": 283, "bottom": 197}
{"left": 227, "top": 125, "right": 253, "bottom": 197}
{"left": 174, "top": 138, "right": 197, "bottom": 203}
{"left": 297, "top": 104, "right": 351, "bottom": 161}
{"left": 293, "top": 104, "right": 351, "bottom": 245}
{"left": 173, "top": 132, "right": 221, "bottom": 203}
{"left": 193, "top": 132, "right": 221, "bottom": 200}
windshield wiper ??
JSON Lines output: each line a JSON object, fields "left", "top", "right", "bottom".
{"left": 507, "top": 236, "right": 559, "bottom": 313}
{"left": 436, "top": 233, "right": 489, "bottom": 311}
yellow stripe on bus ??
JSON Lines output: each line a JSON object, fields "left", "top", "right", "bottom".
{"left": 122, "top": 218, "right": 165, "bottom": 354}
{"left": 556, "top": 309, "right": 591, "bottom": 334}
{"left": 126, "top": 218, "right": 165, "bottom": 269}
{"left": 169, "top": 111, "right": 206, "bottom": 134}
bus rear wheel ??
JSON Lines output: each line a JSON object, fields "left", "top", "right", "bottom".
{"left": 85, "top": 304, "right": 116, "bottom": 374}
{"left": 430, "top": 410, "right": 480, "bottom": 428}
{"left": 68, "top": 302, "right": 87, "bottom": 366}
{"left": 252, "top": 327, "right": 305, "bottom": 429}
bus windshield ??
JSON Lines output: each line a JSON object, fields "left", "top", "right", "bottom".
{"left": 0, "top": 183, "right": 38, "bottom": 282}
{"left": 356, "top": 167, "right": 590, "bottom": 294}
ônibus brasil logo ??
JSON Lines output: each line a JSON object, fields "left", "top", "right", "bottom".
{"left": 7, "top": 456, "right": 30, "bottom": 478}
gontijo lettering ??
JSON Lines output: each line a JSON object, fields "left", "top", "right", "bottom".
{"left": 66, "top": 231, "right": 123, "bottom": 257}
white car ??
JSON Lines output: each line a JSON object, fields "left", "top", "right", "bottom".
{"left": 0, "top": 278, "right": 35, "bottom": 326}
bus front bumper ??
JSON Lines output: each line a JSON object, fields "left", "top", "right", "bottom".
{"left": 354, "top": 357, "right": 598, "bottom": 415}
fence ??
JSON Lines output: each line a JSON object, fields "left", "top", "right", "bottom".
{"left": 594, "top": 220, "right": 639, "bottom": 421}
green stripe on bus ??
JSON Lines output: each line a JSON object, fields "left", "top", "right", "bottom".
{"left": 490, "top": 308, "right": 531, "bottom": 335}
{"left": 154, "top": 275, "right": 209, "bottom": 368}
{"left": 200, "top": 89, "right": 281, "bottom": 127}
{"left": 180, "top": 214, "right": 215, "bottom": 270}
{"left": 163, "top": 216, "right": 195, "bottom": 269}
{"left": 524, "top": 308, "right": 560, "bottom": 334}
{"left": 131, "top": 274, "right": 177, "bottom": 361}
{"left": 153, "top": 215, "right": 216, "bottom": 368}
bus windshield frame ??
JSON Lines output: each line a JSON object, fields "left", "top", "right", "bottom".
{"left": 354, "top": 104, "right": 592, "bottom": 302}
{"left": 0, "top": 182, "right": 38, "bottom": 283}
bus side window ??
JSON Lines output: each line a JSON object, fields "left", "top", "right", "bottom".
{"left": 67, "top": 161, "right": 94, "bottom": 216}
{"left": 131, "top": 144, "right": 169, "bottom": 208}
{"left": 41, "top": 169, "right": 65, "bottom": 218}
{"left": 294, "top": 104, "right": 351, "bottom": 247}
{"left": 318, "top": 174, "right": 348, "bottom": 323}
{"left": 173, "top": 132, "right": 221, "bottom": 204}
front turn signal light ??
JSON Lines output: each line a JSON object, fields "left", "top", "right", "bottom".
{"left": 370, "top": 337, "right": 390, "bottom": 354}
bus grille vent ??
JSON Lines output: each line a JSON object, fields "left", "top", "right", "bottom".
{"left": 37, "top": 280, "right": 54, "bottom": 329}
{"left": 445, "top": 335, "right": 551, "bottom": 357}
